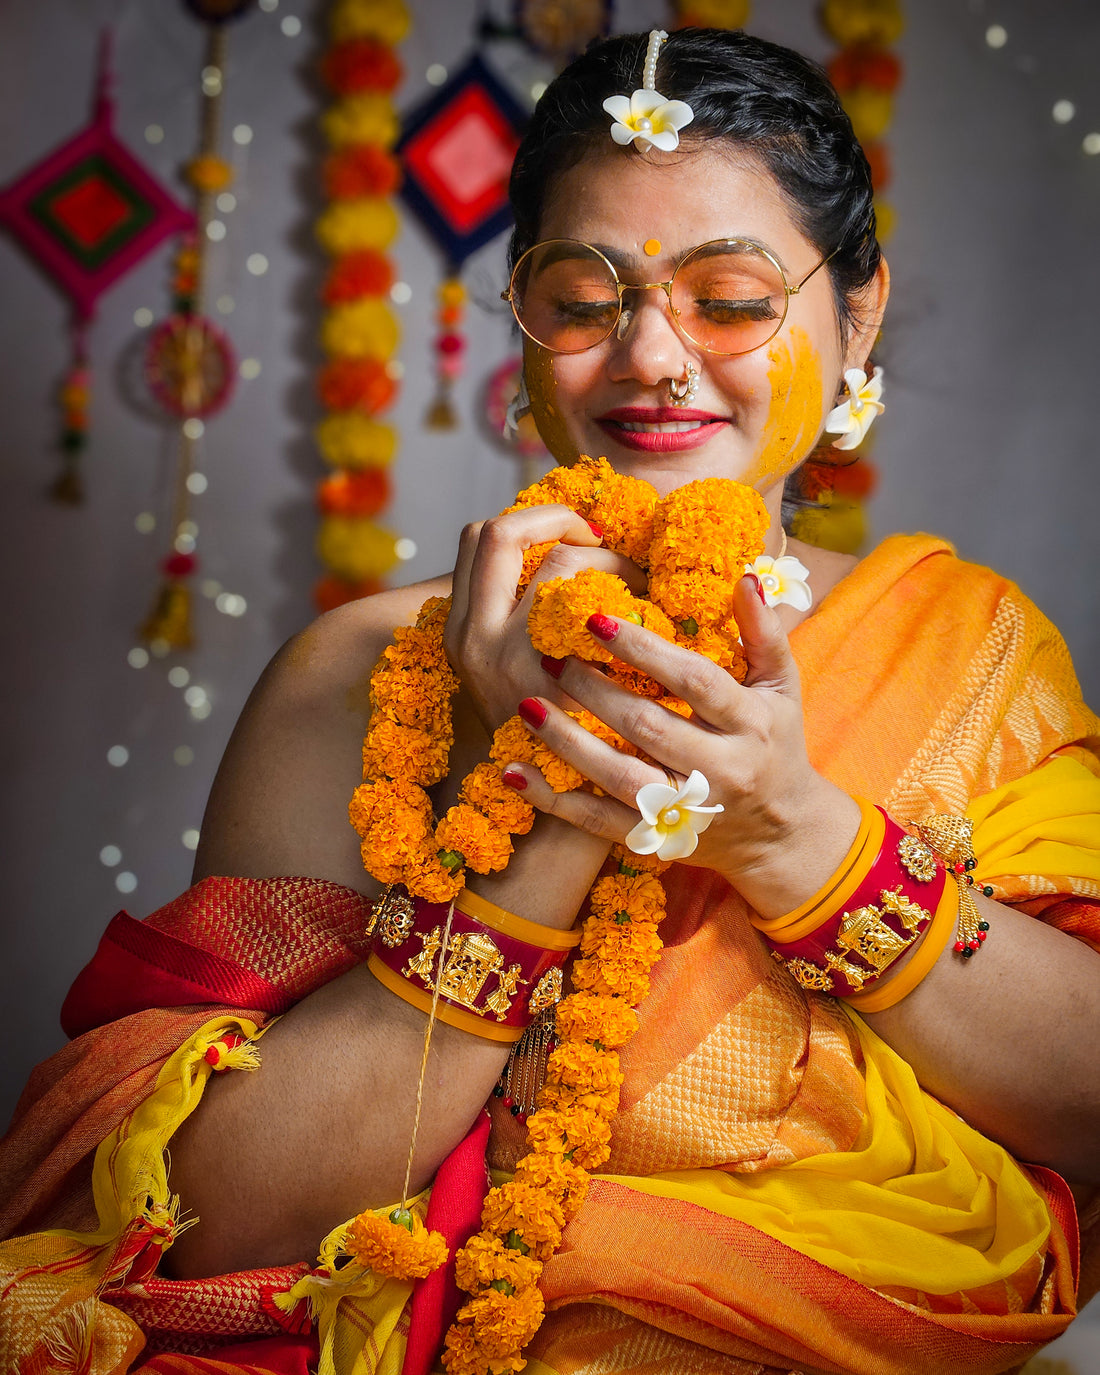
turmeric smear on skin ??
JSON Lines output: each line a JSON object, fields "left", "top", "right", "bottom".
{"left": 747, "top": 326, "right": 825, "bottom": 488}
{"left": 526, "top": 345, "right": 579, "bottom": 467}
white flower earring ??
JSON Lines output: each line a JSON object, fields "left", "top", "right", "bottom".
{"left": 824, "top": 366, "right": 885, "bottom": 450}
{"left": 504, "top": 372, "right": 531, "bottom": 440}
{"left": 603, "top": 30, "right": 695, "bottom": 152}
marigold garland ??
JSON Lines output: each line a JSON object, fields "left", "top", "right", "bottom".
{"left": 314, "top": 0, "right": 410, "bottom": 612}
{"left": 346, "top": 456, "right": 769, "bottom": 1372}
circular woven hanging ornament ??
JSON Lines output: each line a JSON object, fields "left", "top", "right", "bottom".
{"left": 144, "top": 314, "right": 236, "bottom": 418}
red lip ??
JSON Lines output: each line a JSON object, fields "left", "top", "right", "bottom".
{"left": 596, "top": 406, "right": 728, "bottom": 453}
{"left": 600, "top": 407, "right": 725, "bottom": 423}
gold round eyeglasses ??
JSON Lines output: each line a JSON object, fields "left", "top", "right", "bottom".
{"left": 502, "top": 237, "right": 832, "bottom": 357}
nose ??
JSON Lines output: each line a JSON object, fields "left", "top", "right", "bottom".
{"left": 605, "top": 285, "right": 692, "bottom": 388}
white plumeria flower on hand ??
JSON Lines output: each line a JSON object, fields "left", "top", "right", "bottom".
{"left": 745, "top": 554, "right": 813, "bottom": 612}
{"left": 603, "top": 89, "right": 695, "bottom": 152}
{"left": 824, "top": 365, "right": 885, "bottom": 450}
{"left": 625, "top": 769, "right": 724, "bottom": 862}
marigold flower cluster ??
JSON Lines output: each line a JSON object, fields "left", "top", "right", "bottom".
{"left": 314, "top": 0, "right": 409, "bottom": 611}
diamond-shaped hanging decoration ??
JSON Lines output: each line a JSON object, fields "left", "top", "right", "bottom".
{"left": 398, "top": 53, "right": 527, "bottom": 270}
{"left": 0, "top": 36, "right": 194, "bottom": 321}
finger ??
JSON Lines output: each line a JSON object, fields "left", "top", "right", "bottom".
{"left": 464, "top": 504, "right": 602, "bottom": 628}
{"left": 448, "top": 519, "right": 485, "bottom": 629}
{"left": 521, "top": 540, "right": 649, "bottom": 603}
{"left": 578, "top": 614, "right": 749, "bottom": 734}
{"left": 735, "top": 575, "right": 802, "bottom": 697}
{"left": 501, "top": 759, "right": 642, "bottom": 845}
{"left": 517, "top": 693, "right": 679, "bottom": 812}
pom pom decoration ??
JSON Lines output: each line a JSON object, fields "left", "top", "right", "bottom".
{"left": 314, "top": 0, "right": 409, "bottom": 612}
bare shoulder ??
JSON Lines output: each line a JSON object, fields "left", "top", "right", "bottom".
{"left": 193, "top": 575, "right": 451, "bottom": 893}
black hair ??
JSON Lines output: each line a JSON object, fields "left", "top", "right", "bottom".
{"left": 508, "top": 28, "right": 881, "bottom": 338}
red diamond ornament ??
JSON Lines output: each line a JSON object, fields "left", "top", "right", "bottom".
{"left": 398, "top": 54, "right": 527, "bottom": 268}
{"left": 0, "top": 36, "right": 193, "bottom": 321}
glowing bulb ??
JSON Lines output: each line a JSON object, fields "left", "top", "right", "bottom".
{"left": 99, "top": 845, "right": 122, "bottom": 867}
{"left": 133, "top": 307, "right": 154, "bottom": 328}
{"left": 985, "top": 24, "right": 1007, "bottom": 48}
{"left": 116, "top": 871, "right": 138, "bottom": 894}
{"left": 107, "top": 745, "right": 129, "bottom": 767}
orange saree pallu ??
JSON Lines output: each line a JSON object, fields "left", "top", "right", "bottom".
{"left": 2, "top": 535, "right": 1099, "bottom": 1374}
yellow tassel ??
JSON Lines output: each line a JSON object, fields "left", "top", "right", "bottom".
{"left": 218, "top": 1039, "right": 262, "bottom": 1073}
{"left": 140, "top": 579, "right": 194, "bottom": 649}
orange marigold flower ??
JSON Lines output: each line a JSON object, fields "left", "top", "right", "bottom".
{"left": 406, "top": 851, "right": 465, "bottom": 903}
{"left": 571, "top": 955, "right": 651, "bottom": 1005}
{"left": 322, "top": 248, "right": 396, "bottom": 305}
{"left": 545, "top": 1040, "right": 624, "bottom": 1094}
{"left": 566, "top": 707, "right": 636, "bottom": 756}
{"left": 513, "top": 1151, "right": 590, "bottom": 1220}
{"left": 442, "top": 1321, "right": 526, "bottom": 1374}
{"left": 318, "top": 356, "right": 398, "bottom": 412}
{"left": 490, "top": 716, "right": 540, "bottom": 772}
{"left": 318, "top": 468, "right": 391, "bottom": 518}
{"left": 321, "top": 37, "right": 404, "bottom": 95}
{"left": 613, "top": 844, "right": 671, "bottom": 876}
{"left": 516, "top": 539, "right": 557, "bottom": 594}
{"left": 554, "top": 992, "right": 639, "bottom": 1049}
{"left": 648, "top": 563, "right": 736, "bottom": 627}
{"left": 480, "top": 1182, "right": 563, "bottom": 1262}
{"left": 650, "top": 478, "right": 769, "bottom": 580}
{"left": 323, "top": 144, "right": 402, "bottom": 199}
{"left": 348, "top": 777, "right": 432, "bottom": 836}
{"left": 531, "top": 739, "right": 585, "bottom": 793}
{"left": 680, "top": 623, "right": 749, "bottom": 680}
{"left": 538, "top": 1080, "right": 621, "bottom": 1120}
{"left": 460, "top": 762, "right": 535, "bottom": 835}
{"left": 371, "top": 665, "right": 452, "bottom": 734}
{"left": 453, "top": 1234, "right": 542, "bottom": 1296}
{"left": 588, "top": 872, "right": 667, "bottom": 925}
{"left": 458, "top": 1287, "right": 545, "bottom": 1358}
{"left": 435, "top": 804, "right": 513, "bottom": 874}
{"left": 580, "top": 916, "right": 664, "bottom": 967}
{"left": 539, "top": 1104, "right": 613, "bottom": 1171}
{"left": 416, "top": 594, "right": 452, "bottom": 634}
{"left": 363, "top": 715, "right": 450, "bottom": 786}
{"left": 344, "top": 1208, "right": 448, "bottom": 1280}
{"left": 527, "top": 568, "right": 638, "bottom": 662}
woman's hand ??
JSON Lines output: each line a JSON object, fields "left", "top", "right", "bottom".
{"left": 501, "top": 574, "right": 861, "bottom": 920}
{"left": 444, "top": 504, "right": 645, "bottom": 738}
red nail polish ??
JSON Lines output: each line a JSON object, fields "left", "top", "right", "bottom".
{"left": 518, "top": 697, "right": 547, "bottom": 728}
{"left": 502, "top": 769, "right": 528, "bottom": 791}
{"left": 540, "top": 654, "right": 566, "bottom": 679}
{"left": 746, "top": 572, "right": 766, "bottom": 607}
{"left": 585, "top": 519, "right": 603, "bottom": 540}
{"left": 586, "top": 613, "right": 618, "bottom": 642}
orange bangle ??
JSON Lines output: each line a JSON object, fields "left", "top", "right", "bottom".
{"left": 453, "top": 886, "right": 581, "bottom": 951}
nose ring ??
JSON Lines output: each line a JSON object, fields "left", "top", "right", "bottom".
{"left": 668, "top": 364, "right": 699, "bottom": 407}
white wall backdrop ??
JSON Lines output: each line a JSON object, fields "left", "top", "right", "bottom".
{"left": 2, "top": 0, "right": 1098, "bottom": 1142}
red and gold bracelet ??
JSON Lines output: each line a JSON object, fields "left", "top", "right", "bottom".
{"left": 367, "top": 884, "right": 580, "bottom": 1042}
{"left": 754, "top": 798, "right": 991, "bottom": 1009}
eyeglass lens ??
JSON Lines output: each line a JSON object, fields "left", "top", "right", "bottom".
{"left": 509, "top": 240, "right": 790, "bottom": 355}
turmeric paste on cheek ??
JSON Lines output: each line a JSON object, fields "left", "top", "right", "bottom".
{"left": 746, "top": 327, "right": 825, "bottom": 488}
{"left": 526, "top": 346, "right": 579, "bottom": 466}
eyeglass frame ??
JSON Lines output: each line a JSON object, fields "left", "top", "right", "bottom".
{"left": 501, "top": 236, "right": 837, "bottom": 358}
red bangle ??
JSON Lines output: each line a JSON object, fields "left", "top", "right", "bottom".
{"left": 367, "top": 886, "right": 579, "bottom": 1043}
{"left": 765, "top": 810, "right": 946, "bottom": 997}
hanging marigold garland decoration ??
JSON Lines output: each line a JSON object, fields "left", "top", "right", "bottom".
{"left": 791, "top": 0, "right": 903, "bottom": 556}
{"left": 314, "top": 0, "right": 410, "bottom": 614}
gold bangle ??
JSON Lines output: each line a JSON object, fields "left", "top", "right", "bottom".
{"left": 844, "top": 875, "right": 959, "bottom": 1013}
{"left": 453, "top": 886, "right": 581, "bottom": 951}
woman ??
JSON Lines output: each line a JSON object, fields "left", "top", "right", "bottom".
{"left": 2, "top": 27, "right": 1098, "bottom": 1375}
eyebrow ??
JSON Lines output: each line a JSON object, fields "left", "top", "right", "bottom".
{"left": 531, "top": 238, "right": 786, "bottom": 275}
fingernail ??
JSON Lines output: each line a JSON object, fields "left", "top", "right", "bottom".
{"left": 746, "top": 572, "right": 767, "bottom": 607}
{"left": 585, "top": 519, "right": 603, "bottom": 540}
{"left": 502, "top": 769, "right": 528, "bottom": 791}
{"left": 586, "top": 613, "right": 618, "bottom": 642}
{"left": 518, "top": 697, "right": 547, "bottom": 728}
{"left": 540, "top": 654, "right": 566, "bottom": 679}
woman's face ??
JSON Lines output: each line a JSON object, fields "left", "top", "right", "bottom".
{"left": 524, "top": 143, "right": 872, "bottom": 502}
